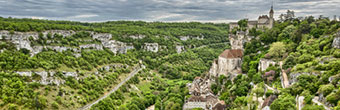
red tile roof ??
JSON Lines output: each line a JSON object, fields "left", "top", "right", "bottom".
{"left": 219, "top": 49, "right": 243, "bottom": 59}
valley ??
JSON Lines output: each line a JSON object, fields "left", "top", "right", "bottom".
{"left": 0, "top": 9, "right": 340, "bottom": 110}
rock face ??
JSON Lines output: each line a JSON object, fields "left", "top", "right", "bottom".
{"left": 176, "top": 45, "right": 185, "bottom": 53}
{"left": 15, "top": 71, "right": 75, "bottom": 85}
{"left": 79, "top": 44, "right": 103, "bottom": 50}
{"left": 333, "top": 36, "right": 340, "bottom": 49}
{"left": 289, "top": 72, "right": 318, "bottom": 85}
{"left": 179, "top": 36, "right": 204, "bottom": 41}
{"left": 101, "top": 40, "right": 134, "bottom": 54}
{"left": 0, "top": 31, "right": 36, "bottom": 52}
{"left": 180, "top": 36, "right": 190, "bottom": 41}
{"left": 228, "top": 31, "right": 253, "bottom": 50}
{"left": 128, "top": 35, "right": 146, "bottom": 39}
{"left": 258, "top": 59, "right": 276, "bottom": 71}
{"left": 0, "top": 30, "right": 135, "bottom": 55}
{"left": 143, "top": 43, "right": 159, "bottom": 52}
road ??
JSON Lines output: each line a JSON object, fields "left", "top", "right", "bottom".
{"left": 279, "top": 61, "right": 290, "bottom": 88}
{"left": 78, "top": 64, "right": 145, "bottom": 110}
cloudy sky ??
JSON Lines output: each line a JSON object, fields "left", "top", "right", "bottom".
{"left": 0, "top": 0, "right": 339, "bottom": 23}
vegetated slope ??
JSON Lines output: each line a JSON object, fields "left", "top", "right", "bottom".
{"left": 216, "top": 17, "right": 340, "bottom": 110}
{"left": 0, "top": 17, "right": 229, "bottom": 110}
{"left": 90, "top": 44, "right": 229, "bottom": 110}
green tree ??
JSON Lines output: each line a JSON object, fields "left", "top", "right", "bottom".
{"left": 268, "top": 42, "right": 287, "bottom": 59}
{"left": 270, "top": 94, "right": 296, "bottom": 110}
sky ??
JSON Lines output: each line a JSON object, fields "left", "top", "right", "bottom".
{"left": 0, "top": 0, "right": 339, "bottom": 23}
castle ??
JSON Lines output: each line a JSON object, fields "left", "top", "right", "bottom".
{"left": 229, "top": 6, "right": 275, "bottom": 31}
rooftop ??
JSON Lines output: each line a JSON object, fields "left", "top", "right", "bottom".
{"left": 219, "top": 49, "right": 243, "bottom": 59}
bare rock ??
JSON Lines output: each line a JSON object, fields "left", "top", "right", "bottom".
{"left": 143, "top": 43, "right": 159, "bottom": 52}
{"left": 258, "top": 59, "right": 276, "bottom": 72}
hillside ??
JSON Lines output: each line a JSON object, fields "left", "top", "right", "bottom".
{"left": 211, "top": 17, "right": 340, "bottom": 110}
{"left": 0, "top": 16, "right": 340, "bottom": 110}
{"left": 0, "top": 17, "right": 229, "bottom": 110}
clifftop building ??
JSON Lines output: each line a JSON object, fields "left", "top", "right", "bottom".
{"left": 229, "top": 6, "right": 275, "bottom": 31}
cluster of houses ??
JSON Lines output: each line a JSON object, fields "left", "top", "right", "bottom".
{"left": 183, "top": 77, "right": 226, "bottom": 110}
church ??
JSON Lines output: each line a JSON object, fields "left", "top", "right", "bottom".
{"left": 229, "top": 6, "right": 275, "bottom": 30}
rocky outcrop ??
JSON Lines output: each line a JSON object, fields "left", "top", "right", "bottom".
{"left": 101, "top": 40, "right": 134, "bottom": 54}
{"left": 176, "top": 45, "right": 185, "bottom": 53}
{"left": 0, "top": 30, "right": 135, "bottom": 55}
{"left": 258, "top": 59, "right": 276, "bottom": 71}
{"left": 15, "top": 71, "right": 80, "bottom": 85}
{"left": 79, "top": 44, "right": 103, "bottom": 50}
{"left": 0, "top": 31, "right": 35, "bottom": 52}
{"left": 180, "top": 36, "right": 190, "bottom": 41}
{"left": 92, "top": 33, "right": 112, "bottom": 41}
{"left": 332, "top": 36, "right": 340, "bottom": 49}
{"left": 289, "top": 72, "right": 318, "bottom": 85}
{"left": 179, "top": 35, "right": 204, "bottom": 41}
{"left": 128, "top": 35, "right": 146, "bottom": 39}
{"left": 143, "top": 43, "right": 159, "bottom": 52}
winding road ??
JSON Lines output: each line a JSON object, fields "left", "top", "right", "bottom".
{"left": 78, "top": 64, "right": 145, "bottom": 110}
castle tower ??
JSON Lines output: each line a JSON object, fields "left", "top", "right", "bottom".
{"left": 269, "top": 5, "right": 274, "bottom": 29}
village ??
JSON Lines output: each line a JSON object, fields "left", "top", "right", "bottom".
{"left": 182, "top": 6, "right": 277, "bottom": 110}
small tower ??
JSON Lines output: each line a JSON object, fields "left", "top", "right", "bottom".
{"left": 269, "top": 5, "right": 274, "bottom": 29}
{"left": 269, "top": 5, "right": 274, "bottom": 19}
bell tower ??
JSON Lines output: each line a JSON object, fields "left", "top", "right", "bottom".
{"left": 270, "top": 5, "right": 274, "bottom": 19}
{"left": 269, "top": 4, "right": 274, "bottom": 29}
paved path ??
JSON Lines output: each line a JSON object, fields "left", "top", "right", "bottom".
{"left": 279, "top": 61, "right": 290, "bottom": 88}
{"left": 78, "top": 64, "right": 145, "bottom": 110}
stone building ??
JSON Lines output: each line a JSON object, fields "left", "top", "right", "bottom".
{"left": 184, "top": 77, "right": 226, "bottom": 110}
{"left": 217, "top": 49, "right": 243, "bottom": 76}
{"left": 209, "top": 49, "right": 243, "bottom": 78}
{"left": 229, "top": 6, "right": 275, "bottom": 31}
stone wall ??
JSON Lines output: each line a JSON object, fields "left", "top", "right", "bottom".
{"left": 217, "top": 56, "right": 242, "bottom": 76}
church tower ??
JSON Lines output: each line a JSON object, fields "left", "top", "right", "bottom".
{"left": 269, "top": 5, "right": 274, "bottom": 29}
